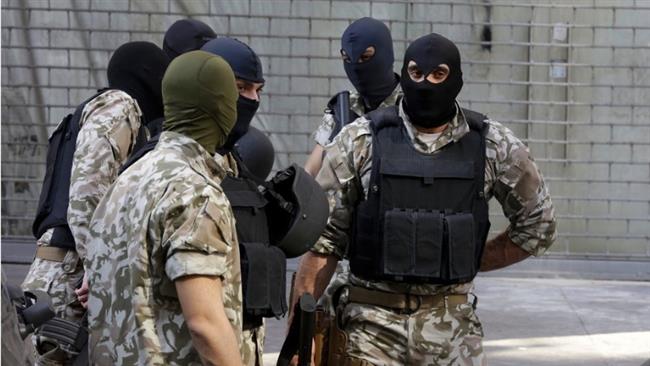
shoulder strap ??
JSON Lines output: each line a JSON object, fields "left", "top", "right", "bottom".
{"left": 367, "top": 105, "right": 400, "bottom": 133}
{"left": 461, "top": 108, "right": 489, "bottom": 137}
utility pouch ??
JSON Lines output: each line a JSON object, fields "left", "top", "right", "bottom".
{"left": 381, "top": 209, "right": 478, "bottom": 283}
{"left": 313, "top": 307, "right": 331, "bottom": 366}
{"left": 445, "top": 213, "right": 477, "bottom": 281}
{"left": 383, "top": 209, "right": 444, "bottom": 279}
{"left": 240, "top": 242, "right": 287, "bottom": 327}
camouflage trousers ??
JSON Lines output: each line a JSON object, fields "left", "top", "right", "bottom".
{"left": 242, "top": 323, "right": 265, "bottom": 366}
{"left": 338, "top": 294, "right": 486, "bottom": 366}
{"left": 21, "top": 240, "right": 85, "bottom": 366}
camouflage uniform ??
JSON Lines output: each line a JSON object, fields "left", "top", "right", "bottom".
{"left": 21, "top": 90, "right": 142, "bottom": 365}
{"left": 86, "top": 131, "right": 243, "bottom": 365}
{"left": 312, "top": 87, "right": 402, "bottom": 317}
{"left": 312, "top": 102, "right": 556, "bottom": 366}
{"left": 221, "top": 152, "right": 265, "bottom": 366}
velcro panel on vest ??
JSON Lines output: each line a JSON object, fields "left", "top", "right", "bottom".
{"left": 380, "top": 158, "right": 474, "bottom": 182}
{"left": 240, "top": 242, "right": 287, "bottom": 319}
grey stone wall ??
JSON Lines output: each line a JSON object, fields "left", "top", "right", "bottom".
{"left": 2, "top": 0, "right": 649, "bottom": 260}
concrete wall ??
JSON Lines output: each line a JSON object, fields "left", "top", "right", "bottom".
{"left": 2, "top": 0, "right": 649, "bottom": 260}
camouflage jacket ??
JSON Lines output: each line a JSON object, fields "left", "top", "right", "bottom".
{"left": 312, "top": 85, "right": 402, "bottom": 147}
{"left": 312, "top": 102, "right": 557, "bottom": 295}
{"left": 67, "top": 89, "right": 143, "bottom": 261}
{"left": 86, "top": 131, "right": 242, "bottom": 365}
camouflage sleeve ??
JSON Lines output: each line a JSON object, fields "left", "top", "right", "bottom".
{"left": 158, "top": 184, "right": 237, "bottom": 281}
{"left": 485, "top": 120, "right": 557, "bottom": 256}
{"left": 312, "top": 112, "right": 336, "bottom": 147}
{"left": 68, "top": 90, "right": 142, "bottom": 261}
{"left": 311, "top": 117, "right": 372, "bottom": 259}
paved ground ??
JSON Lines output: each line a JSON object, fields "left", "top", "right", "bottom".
{"left": 262, "top": 276, "right": 650, "bottom": 366}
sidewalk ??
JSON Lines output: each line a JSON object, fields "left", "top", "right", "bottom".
{"left": 263, "top": 276, "right": 650, "bottom": 366}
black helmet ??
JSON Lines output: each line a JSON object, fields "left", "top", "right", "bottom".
{"left": 234, "top": 127, "right": 275, "bottom": 181}
{"left": 266, "top": 165, "right": 329, "bottom": 258}
{"left": 163, "top": 19, "right": 217, "bottom": 60}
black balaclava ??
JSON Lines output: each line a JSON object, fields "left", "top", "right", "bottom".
{"left": 163, "top": 19, "right": 217, "bottom": 60}
{"left": 107, "top": 41, "right": 170, "bottom": 124}
{"left": 201, "top": 37, "right": 264, "bottom": 151}
{"left": 341, "top": 17, "right": 398, "bottom": 110}
{"left": 400, "top": 33, "right": 463, "bottom": 128}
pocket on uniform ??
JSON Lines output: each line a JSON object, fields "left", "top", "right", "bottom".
{"left": 446, "top": 213, "right": 477, "bottom": 280}
{"left": 450, "top": 302, "right": 484, "bottom": 338}
{"left": 104, "top": 118, "right": 133, "bottom": 163}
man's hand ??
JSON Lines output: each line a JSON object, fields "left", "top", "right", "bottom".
{"left": 74, "top": 272, "right": 89, "bottom": 308}
{"left": 287, "top": 252, "right": 338, "bottom": 329}
{"left": 480, "top": 231, "right": 531, "bottom": 271}
{"left": 176, "top": 275, "right": 243, "bottom": 366}
{"left": 288, "top": 340, "right": 316, "bottom": 366}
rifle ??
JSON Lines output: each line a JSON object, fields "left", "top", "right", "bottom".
{"left": 277, "top": 293, "right": 317, "bottom": 366}
{"left": 328, "top": 91, "right": 352, "bottom": 142}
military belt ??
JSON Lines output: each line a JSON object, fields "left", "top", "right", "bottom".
{"left": 347, "top": 286, "right": 468, "bottom": 313}
{"left": 35, "top": 247, "right": 70, "bottom": 262}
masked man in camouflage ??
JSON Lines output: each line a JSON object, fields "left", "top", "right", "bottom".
{"left": 23, "top": 41, "right": 168, "bottom": 365}
{"left": 86, "top": 51, "right": 244, "bottom": 365}
{"left": 299, "top": 17, "right": 402, "bottom": 338}
{"left": 304, "top": 17, "right": 401, "bottom": 177}
{"left": 201, "top": 37, "right": 272, "bottom": 366}
{"left": 291, "top": 33, "right": 557, "bottom": 366}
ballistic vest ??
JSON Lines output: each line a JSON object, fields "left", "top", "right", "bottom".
{"left": 350, "top": 106, "right": 491, "bottom": 284}
{"left": 32, "top": 89, "right": 147, "bottom": 249}
{"left": 221, "top": 153, "right": 287, "bottom": 328}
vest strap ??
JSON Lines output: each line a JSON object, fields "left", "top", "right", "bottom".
{"left": 35, "top": 246, "right": 71, "bottom": 262}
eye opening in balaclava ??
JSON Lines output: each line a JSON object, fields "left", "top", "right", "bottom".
{"left": 163, "top": 18, "right": 217, "bottom": 60}
{"left": 161, "top": 51, "right": 238, "bottom": 154}
{"left": 107, "top": 41, "right": 170, "bottom": 125}
{"left": 340, "top": 17, "right": 398, "bottom": 111}
{"left": 400, "top": 33, "right": 464, "bottom": 128}
{"left": 201, "top": 37, "right": 265, "bottom": 152}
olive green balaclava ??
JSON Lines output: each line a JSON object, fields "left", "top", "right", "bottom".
{"left": 162, "top": 50, "right": 238, "bottom": 154}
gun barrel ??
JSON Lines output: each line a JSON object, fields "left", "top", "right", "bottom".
{"left": 297, "top": 293, "right": 316, "bottom": 366}
{"left": 336, "top": 91, "right": 351, "bottom": 126}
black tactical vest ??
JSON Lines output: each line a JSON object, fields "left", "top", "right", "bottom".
{"left": 32, "top": 89, "right": 147, "bottom": 249}
{"left": 350, "top": 106, "right": 491, "bottom": 284}
{"left": 221, "top": 153, "right": 287, "bottom": 328}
